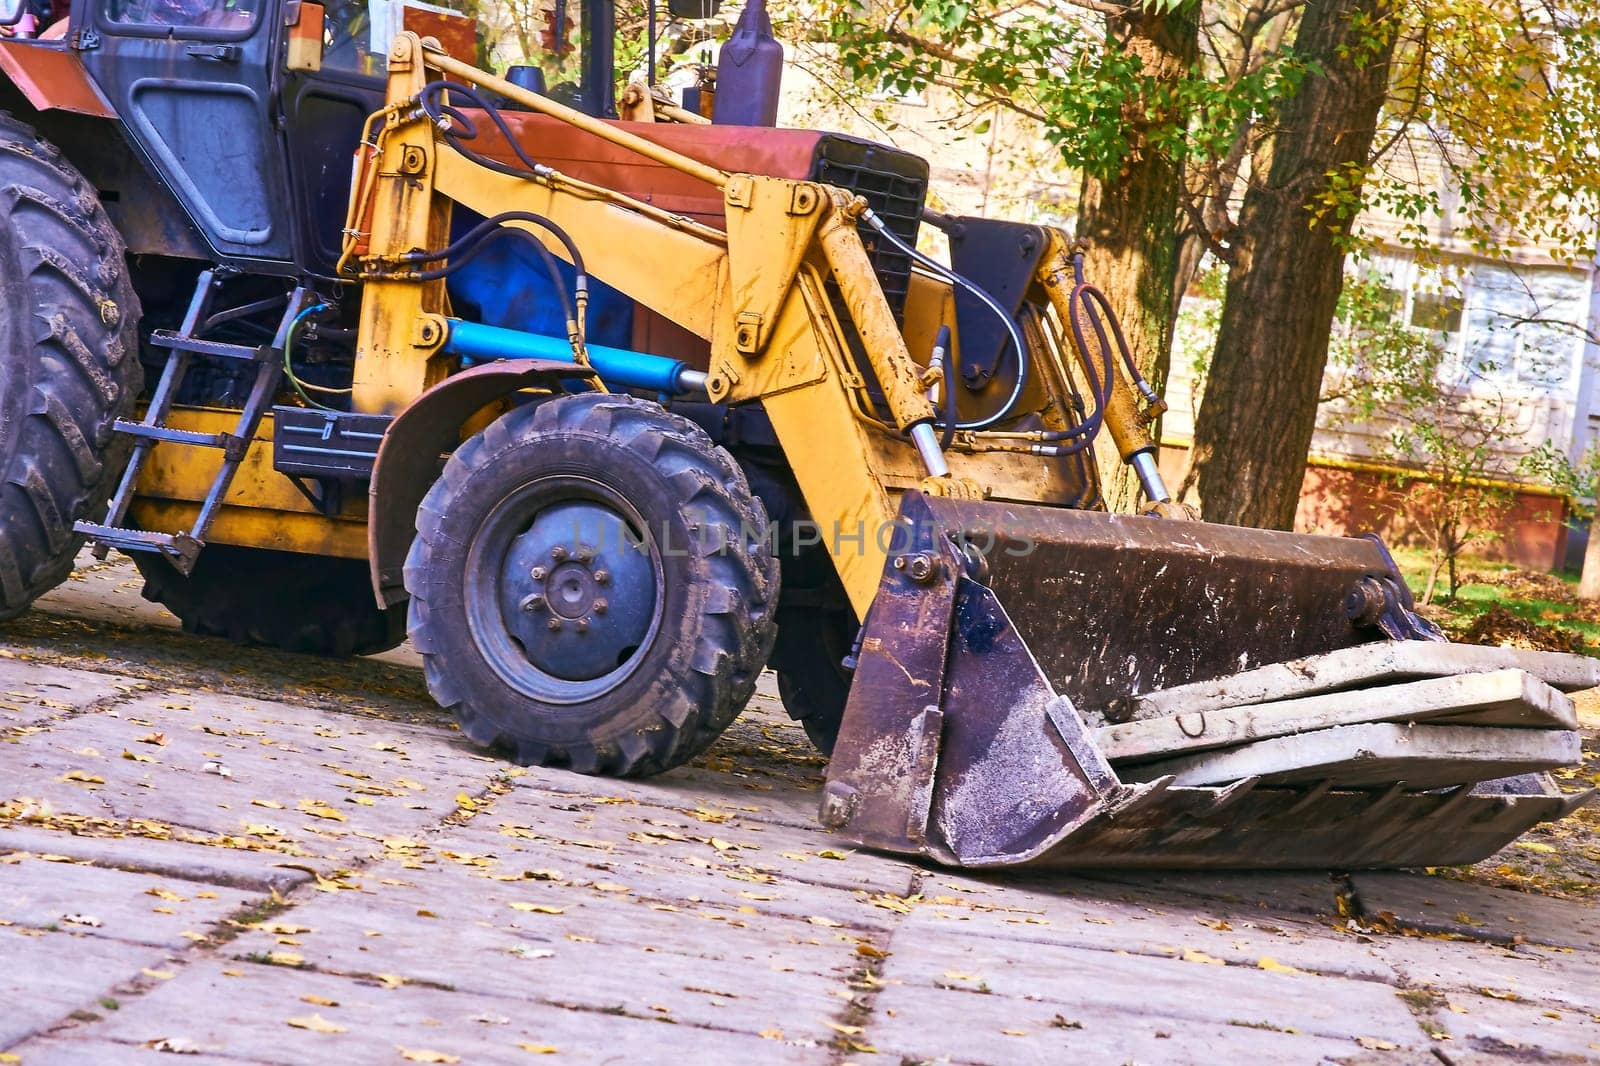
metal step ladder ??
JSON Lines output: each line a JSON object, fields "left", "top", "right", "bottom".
{"left": 76, "top": 271, "right": 310, "bottom": 574}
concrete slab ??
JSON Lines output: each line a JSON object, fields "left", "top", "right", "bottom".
{"left": 5, "top": 1038, "right": 263, "bottom": 1065}
{"left": 483, "top": 784, "right": 915, "bottom": 892}
{"left": 863, "top": 977, "right": 1384, "bottom": 1065}
{"left": 221, "top": 895, "right": 858, "bottom": 1043}
{"left": 1131, "top": 642, "right": 1600, "bottom": 719}
{"left": 877, "top": 927, "right": 1424, "bottom": 1044}
{"left": 1351, "top": 871, "right": 1600, "bottom": 951}
{"left": 0, "top": 826, "right": 313, "bottom": 892}
{"left": 1102, "top": 669, "right": 1575, "bottom": 762}
{"left": 0, "top": 926, "right": 170, "bottom": 1047}
{"left": 891, "top": 889, "right": 1397, "bottom": 982}
{"left": 1122, "top": 722, "right": 1581, "bottom": 789}
{"left": 1068, "top": 870, "right": 1344, "bottom": 918}
{"left": 1437, "top": 992, "right": 1600, "bottom": 1059}
{"left": 76, "top": 959, "right": 830, "bottom": 1064}
{"left": 0, "top": 690, "right": 499, "bottom": 863}
{"left": 220, "top": 865, "right": 864, "bottom": 981}
{"left": 0, "top": 851, "right": 255, "bottom": 948}
{"left": 0, "top": 658, "right": 140, "bottom": 729}
{"left": 1373, "top": 934, "right": 1600, "bottom": 1013}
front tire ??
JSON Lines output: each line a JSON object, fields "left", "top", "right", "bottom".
{"left": 0, "top": 112, "right": 142, "bottom": 619}
{"left": 405, "top": 393, "right": 779, "bottom": 776}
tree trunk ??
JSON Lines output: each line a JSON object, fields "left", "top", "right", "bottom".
{"left": 1187, "top": 0, "right": 1398, "bottom": 529}
{"left": 1077, "top": 6, "right": 1198, "bottom": 513}
{"left": 1579, "top": 514, "right": 1600, "bottom": 599}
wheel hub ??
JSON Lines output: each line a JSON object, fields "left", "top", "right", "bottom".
{"left": 499, "top": 500, "right": 656, "bottom": 683}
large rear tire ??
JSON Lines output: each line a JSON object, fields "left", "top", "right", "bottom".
{"left": 134, "top": 545, "right": 407, "bottom": 657}
{"left": 405, "top": 393, "right": 779, "bottom": 776}
{"left": 0, "top": 112, "right": 142, "bottom": 620}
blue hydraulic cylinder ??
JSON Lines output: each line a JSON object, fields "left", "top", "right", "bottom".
{"left": 443, "top": 319, "right": 706, "bottom": 396}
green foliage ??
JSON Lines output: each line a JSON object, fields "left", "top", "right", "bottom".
{"left": 1387, "top": 383, "right": 1518, "bottom": 603}
{"left": 818, "top": 0, "right": 1303, "bottom": 183}
{"left": 1520, "top": 441, "right": 1600, "bottom": 519}
{"left": 1367, "top": 0, "right": 1600, "bottom": 264}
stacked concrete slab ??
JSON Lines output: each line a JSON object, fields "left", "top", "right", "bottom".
{"left": 1100, "top": 643, "right": 1599, "bottom": 791}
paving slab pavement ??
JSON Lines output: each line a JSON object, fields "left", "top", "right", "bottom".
{"left": 0, "top": 552, "right": 1596, "bottom": 1065}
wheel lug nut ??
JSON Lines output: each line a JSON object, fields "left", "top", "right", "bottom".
{"left": 551, "top": 546, "right": 568, "bottom": 561}
{"left": 574, "top": 544, "right": 595, "bottom": 563}
{"left": 529, "top": 566, "right": 548, "bottom": 581}
{"left": 593, "top": 569, "right": 610, "bottom": 585}
{"left": 593, "top": 598, "right": 608, "bottom": 615}
{"left": 546, "top": 617, "right": 563, "bottom": 631}
{"left": 575, "top": 618, "right": 589, "bottom": 633}
{"left": 519, "top": 593, "right": 545, "bottom": 612}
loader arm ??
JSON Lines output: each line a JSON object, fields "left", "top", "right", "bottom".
{"left": 349, "top": 33, "right": 1161, "bottom": 615}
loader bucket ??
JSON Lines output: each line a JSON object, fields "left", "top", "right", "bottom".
{"left": 819, "top": 493, "right": 1594, "bottom": 869}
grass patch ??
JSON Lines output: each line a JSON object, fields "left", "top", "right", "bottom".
{"left": 1387, "top": 547, "right": 1600, "bottom": 652}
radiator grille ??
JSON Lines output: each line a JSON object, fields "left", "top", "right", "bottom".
{"left": 808, "top": 135, "right": 928, "bottom": 322}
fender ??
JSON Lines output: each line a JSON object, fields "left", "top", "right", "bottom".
{"left": 0, "top": 41, "right": 113, "bottom": 118}
{"left": 367, "top": 359, "right": 599, "bottom": 607}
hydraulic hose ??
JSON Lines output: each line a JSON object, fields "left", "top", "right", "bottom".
{"left": 283, "top": 302, "right": 351, "bottom": 412}
{"left": 859, "top": 208, "right": 1029, "bottom": 431}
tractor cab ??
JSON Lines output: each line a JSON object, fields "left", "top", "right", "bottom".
{"left": 0, "top": 0, "right": 615, "bottom": 273}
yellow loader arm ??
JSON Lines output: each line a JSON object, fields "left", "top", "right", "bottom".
{"left": 346, "top": 33, "right": 1167, "bottom": 616}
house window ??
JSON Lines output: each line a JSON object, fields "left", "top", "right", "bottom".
{"left": 1411, "top": 291, "right": 1463, "bottom": 333}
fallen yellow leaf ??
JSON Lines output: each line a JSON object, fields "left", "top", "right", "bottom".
{"left": 1181, "top": 949, "right": 1225, "bottom": 966}
{"left": 287, "top": 1014, "right": 347, "bottom": 1034}
{"left": 398, "top": 1049, "right": 459, "bottom": 1064}
{"left": 516, "top": 1044, "right": 558, "bottom": 1055}
{"left": 826, "top": 1023, "right": 863, "bottom": 1036}
{"left": 61, "top": 770, "right": 105, "bottom": 785}
{"left": 1356, "top": 1037, "right": 1398, "bottom": 1051}
{"left": 145, "top": 887, "right": 186, "bottom": 902}
{"left": 296, "top": 799, "right": 347, "bottom": 823}
{"left": 1257, "top": 957, "right": 1304, "bottom": 975}
{"left": 265, "top": 951, "right": 304, "bottom": 967}
{"left": 509, "top": 903, "right": 565, "bottom": 915}
{"left": 300, "top": 994, "right": 339, "bottom": 1007}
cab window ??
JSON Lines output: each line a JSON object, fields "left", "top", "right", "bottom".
{"left": 102, "top": 0, "right": 257, "bottom": 31}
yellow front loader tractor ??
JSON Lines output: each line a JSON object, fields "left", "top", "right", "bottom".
{"left": 0, "top": 0, "right": 1591, "bottom": 868}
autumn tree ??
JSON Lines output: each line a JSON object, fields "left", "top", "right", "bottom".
{"left": 1390, "top": 384, "right": 1518, "bottom": 603}
{"left": 811, "top": 0, "right": 1600, "bottom": 526}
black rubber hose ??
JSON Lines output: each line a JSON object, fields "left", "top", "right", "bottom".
{"left": 859, "top": 209, "right": 1030, "bottom": 431}
{"left": 933, "top": 324, "right": 957, "bottom": 449}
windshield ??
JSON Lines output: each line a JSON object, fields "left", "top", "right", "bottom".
{"left": 323, "top": 0, "right": 588, "bottom": 106}
{"left": 102, "top": 0, "right": 257, "bottom": 32}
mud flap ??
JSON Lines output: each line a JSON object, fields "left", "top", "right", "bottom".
{"left": 819, "top": 492, "right": 1589, "bottom": 869}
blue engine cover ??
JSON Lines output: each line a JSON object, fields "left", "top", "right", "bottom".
{"left": 445, "top": 215, "right": 635, "bottom": 349}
